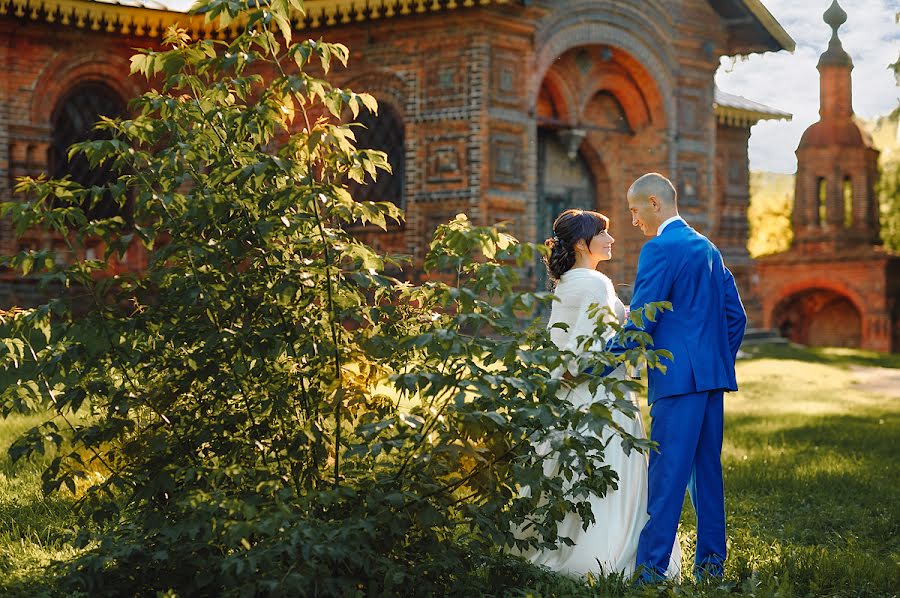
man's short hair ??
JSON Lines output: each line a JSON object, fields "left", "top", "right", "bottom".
{"left": 629, "top": 172, "right": 677, "bottom": 206}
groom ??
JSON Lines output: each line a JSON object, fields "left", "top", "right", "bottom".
{"left": 613, "top": 173, "right": 746, "bottom": 582}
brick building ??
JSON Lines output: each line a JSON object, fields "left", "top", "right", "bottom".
{"left": 1, "top": 0, "right": 793, "bottom": 308}
{"left": 756, "top": 0, "right": 900, "bottom": 352}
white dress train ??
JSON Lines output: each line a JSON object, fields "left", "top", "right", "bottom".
{"left": 521, "top": 268, "right": 681, "bottom": 580}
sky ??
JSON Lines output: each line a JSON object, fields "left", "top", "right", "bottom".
{"left": 715, "top": 0, "right": 900, "bottom": 173}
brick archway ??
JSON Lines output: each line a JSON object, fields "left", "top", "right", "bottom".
{"left": 340, "top": 70, "right": 412, "bottom": 122}
{"left": 766, "top": 276, "right": 876, "bottom": 349}
{"left": 532, "top": 0, "right": 675, "bottom": 134}
{"left": 338, "top": 70, "right": 412, "bottom": 258}
{"left": 534, "top": 40, "right": 667, "bottom": 290}
{"left": 536, "top": 68, "right": 579, "bottom": 125}
{"left": 30, "top": 53, "right": 140, "bottom": 126}
{"left": 772, "top": 287, "right": 863, "bottom": 348}
{"left": 767, "top": 278, "right": 867, "bottom": 329}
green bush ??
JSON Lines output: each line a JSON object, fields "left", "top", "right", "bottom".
{"left": 0, "top": 1, "right": 667, "bottom": 594}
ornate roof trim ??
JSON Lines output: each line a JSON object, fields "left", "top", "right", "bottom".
{"left": 1, "top": 0, "right": 511, "bottom": 38}
{"left": 739, "top": 0, "right": 796, "bottom": 52}
{"left": 714, "top": 88, "right": 791, "bottom": 127}
{"left": 287, "top": 0, "right": 511, "bottom": 28}
{"left": 1, "top": 0, "right": 209, "bottom": 37}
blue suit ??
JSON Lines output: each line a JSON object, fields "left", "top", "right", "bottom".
{"left": 612, "top": 219, "right": 746, "bottom": 580}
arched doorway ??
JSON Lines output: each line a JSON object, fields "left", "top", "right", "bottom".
{"left": 772, "top": 289, "right": 862, "bottom": 348}
{"left": 536, "top": 129, "right": 596, "bottom": 239}
{"left": 533, "top": 44, "right": 663, "bottom": 293}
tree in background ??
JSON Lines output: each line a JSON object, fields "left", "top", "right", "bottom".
{"left": 878, "top": 32, "right": 900, "bottom": 252}
{"left": 748, "top": 171, "right": 793, "bottom": 257}
{"left": 872, "top": 114, "right": 900, "bottom": 252}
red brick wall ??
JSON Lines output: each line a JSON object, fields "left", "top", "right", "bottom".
{"left": 757, "top": 253, "right": 899, "bottom": 352}
{"left": 3, "top": 1, "right": 745, "bottom": 304}
{"left": 714, "top": 123, "right": 757, "bottom": 323}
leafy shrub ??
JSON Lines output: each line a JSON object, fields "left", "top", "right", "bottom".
{"left": 0, "top": 1, "right": 667, "bottom": 595}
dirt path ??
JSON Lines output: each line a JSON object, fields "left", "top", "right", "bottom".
{"left": 849, "top": 365, "right": 900, "bottom": 398}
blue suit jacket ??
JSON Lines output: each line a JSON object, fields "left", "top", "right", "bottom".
{"left": 613, "top": 220, "right": 747, "bottom": 403}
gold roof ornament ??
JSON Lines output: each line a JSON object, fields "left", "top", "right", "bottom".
{"left": 1, "top": 0, "right": 209, "bottom": 37}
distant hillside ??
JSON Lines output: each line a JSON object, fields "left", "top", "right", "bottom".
{"left": 748, "top": 112, "right": 900, "bottom": 256}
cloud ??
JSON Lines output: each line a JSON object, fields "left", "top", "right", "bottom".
{"left": 716, "top": 0, "right": 900, "bottom": 173}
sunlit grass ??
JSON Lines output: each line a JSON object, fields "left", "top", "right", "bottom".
{"left": 0, "top": 413, "right": 82, "bottom": 596}
{"left": 665, "top": 344, "right": 900, "bottom": 597}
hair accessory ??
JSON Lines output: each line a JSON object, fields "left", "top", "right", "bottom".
{"left": 551, "top": 235, "right": 560, "bottom": 243}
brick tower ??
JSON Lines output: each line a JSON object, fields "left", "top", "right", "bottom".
{"left": 756, "top": 0, "right": 900, "bottom": 352}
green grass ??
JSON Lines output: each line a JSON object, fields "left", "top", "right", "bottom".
{"left": 0, "top": 413, "right": 81, "bottom": 597}
{"left": 707, "top": 344, "right": 900, "bottom": 597}
{"left": 507, "top": 344, "right": 899, "bottom": 597}
{"left": 1, "top": 344, "right": 898, "bottom": 596}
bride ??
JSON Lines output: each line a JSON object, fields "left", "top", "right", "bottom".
{"left": 522, "top": 208, "right": 680, "bottom": 580}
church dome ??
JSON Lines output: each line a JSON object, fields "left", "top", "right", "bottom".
{"left": 798, "top": 119, "right": 873, "bottom": 149}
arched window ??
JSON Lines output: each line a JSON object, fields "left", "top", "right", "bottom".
{"left": 816, "top": 177, "right": 827, "bottom": 227}
{"left": 49, "top": 81, "right": 126, "bottom": 219}
{"left": 842, "top": 176, "right": 853, "bottom": 228}
{"left": 347, "top": 102, "right": 404, "bottom": 208}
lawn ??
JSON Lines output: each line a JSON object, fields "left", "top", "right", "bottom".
{"left": 0, "top": 412, "right": 81, "bottom": 596}
{"left": 1, "top": 344, "right": 898, "bottom": 596}
{"left": 678, "top": 345, "right": 899, "bottom": 597}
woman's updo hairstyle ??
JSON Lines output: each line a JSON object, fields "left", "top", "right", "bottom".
{"left": 544, "top": 208, "right": 610, "bottom": 282}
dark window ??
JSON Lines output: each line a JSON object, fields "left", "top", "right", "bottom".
{"left": 347, "top": 103, "right": 404, "bottom": 208}
{"left": 49, "top": 81, "right": 126, "bottom": 219}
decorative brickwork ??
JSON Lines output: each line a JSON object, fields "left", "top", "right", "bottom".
{"left": 1, "top": 0, "right": 793, "bottom": 307}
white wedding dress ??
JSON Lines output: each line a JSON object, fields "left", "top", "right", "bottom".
{"left": 521, "top": 268, "right": 681, "bottom": 580}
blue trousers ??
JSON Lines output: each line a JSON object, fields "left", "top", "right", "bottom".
{"left": 635, "top": 390, "right": 726, "bottom": 581}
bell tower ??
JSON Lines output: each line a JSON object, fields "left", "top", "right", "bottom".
{"left": 755, "top": 0, "right": 900, "bottom": 353}
{"left": 792, "top": 0, "right": 881, "bottom": 251}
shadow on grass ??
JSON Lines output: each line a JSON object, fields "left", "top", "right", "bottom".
{"left": 728, "top": 412, "right": 898, "bottom": 460}
{"left": 720, "top": 410, "right": 900, "bottom": 597}
{"left": 742, "top": 343, "right": 900, "bottom": 369}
